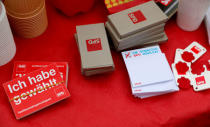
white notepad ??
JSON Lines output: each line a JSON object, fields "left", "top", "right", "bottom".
{"left": 122, "top": 45, "right": 179, "bottom": 99}
{"left": 123, "top": 53, "right": 174, "bottom": 88}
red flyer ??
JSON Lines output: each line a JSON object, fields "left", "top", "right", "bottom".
{"left": 105, "top": 0, "right": 151, "bottom": 14}
{"left": 12, "top": 61, "right": 69, "bottom": 87}
{"left": 3, "top": 64, "right": 70, "bottom": 119}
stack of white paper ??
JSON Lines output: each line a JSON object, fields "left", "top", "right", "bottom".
{"left": 122, "top": 45, "right": 179, "bottom": 99}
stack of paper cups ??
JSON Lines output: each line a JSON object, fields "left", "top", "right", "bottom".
{"left": 177, "top": 0, "right": 210, "bottom": 31}
{"left": 4, "top": 0, "right": 48, "bottom": 38}
{"left": 0, "top": 1, "right": 16, "bottom": 66}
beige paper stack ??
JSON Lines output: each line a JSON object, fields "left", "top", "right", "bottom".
{"left": 4, "top": 0, "right": 48, "bottom": 38}
{"left": 106, "top": 1, "right": 168, "bottom": 51}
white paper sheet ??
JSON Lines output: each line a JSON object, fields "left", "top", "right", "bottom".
{"left": 122, "top": 45, "right": 179, "bottom": 99}
{"left": 123, "top": 53, "right": 174, "bottom": 88}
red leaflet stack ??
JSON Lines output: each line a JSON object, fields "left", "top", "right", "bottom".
{"left": 3, "top": 64, "right": 70, "bottom": 119}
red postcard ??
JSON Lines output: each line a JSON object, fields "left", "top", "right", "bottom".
{"left": 3, "top": 64, "right": 70, "bottom": 119}
{"left": 12, "top": 61, "right": 69, "bottom": 87}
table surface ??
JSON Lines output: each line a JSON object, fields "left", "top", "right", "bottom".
{"left": 1, "top": 1, "right": 210, "bottom": 127}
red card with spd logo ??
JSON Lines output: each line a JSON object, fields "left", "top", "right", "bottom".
{"left": 3, "top": 64, "right": 70, "bottom": 119}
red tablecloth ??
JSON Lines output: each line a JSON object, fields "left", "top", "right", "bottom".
{"left": 1, "top": 1, "right": 210, "bottom": 127}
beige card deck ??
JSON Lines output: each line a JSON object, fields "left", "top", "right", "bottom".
{"left": 82, "top": 66, "right": 114, "bottom": 76}
{"left": 108, "top": 1, "right": 168, "bottom": 39}
{"left": 106, "top": 21, "right": 165, "bottom": 46}
{"left": 75, "top": 23, "right": 114, "bottom": 76}
{"left": 117, "top": 32, "right": 166, "bottom": 51}
{"left": 116, "top": 33, "right": 168, "bottom": 51}
{"left": 118, "top": 32, "right": 165, "bottom": 48}
{"left": 75, "top": 34, "right": 115, "bottom": 76}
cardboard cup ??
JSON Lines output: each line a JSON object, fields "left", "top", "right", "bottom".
{"left": 4, "top": 0, "right": 43, "bottom": 16}
{"left": 6, "top": 1, "right": 48, "bottom": 38}
{"left": 177, "top": 0, "right": 210, "bottom": 31}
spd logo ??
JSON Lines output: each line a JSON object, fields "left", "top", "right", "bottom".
{"left": 191, "top": 46, "right": 201, "bottom": 54}
{"left": 128, "top": 10, "right": 146, "bottom": 24}
{"left": 86, "top": 38, "right": 102, "bottom": 52}
{"left": 16, "top": 64, "right": 26, "bottom": 72}
{"left": 195, "top": 76, "right": 206, "bottom": 86}
{"left": 55, "top": 86, "right": 65, "bottom": 97}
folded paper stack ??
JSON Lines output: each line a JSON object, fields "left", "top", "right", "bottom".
{"left": 0, "top": 1, "right": 16, "bottom": 66}
{"left": 75, "top": 23, "right": 115, "bottom": 76}
{"left": 4, "top": 0, "right": 48, "bottom": 38}
{"left": 106, "top": 1, "right": 168, "bottom": 51}
{"left": 122, "top": 45, "right": 179, "bottom": 98}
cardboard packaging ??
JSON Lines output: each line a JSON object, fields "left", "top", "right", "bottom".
{"left": 108, "top": 1, "right": 168, "bottom": 38}
{"left": 4, "top": 0, "right": 48, "bottom": 38}
{"left": 75, "top": 23, "right": 115, "bottom": 76}
{"left": 106, "top": 1, "right": 168, "bottom": 51}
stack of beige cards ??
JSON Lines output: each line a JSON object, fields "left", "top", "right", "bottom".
{"left": 106, "top": 1, "right": 168, "bottom": 51}
{"left": 0, "top": 1, "right": 16, "bottom": 66}
{"left": 75, "top": 23, "right": 115, "bottom": 76}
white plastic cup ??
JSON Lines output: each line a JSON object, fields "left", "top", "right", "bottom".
{"left": 205, "top": 7, "right": 210, "bottom": 45}
{"left": 177, "top": 0, "right": 210, "bottom": 31}
{"left": 0, "top": 1, "right": 16, "bottom": 66}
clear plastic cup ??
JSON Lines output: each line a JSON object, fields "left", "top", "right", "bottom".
{"left": 177, "top": 0, "right": 210, "bottom": 31}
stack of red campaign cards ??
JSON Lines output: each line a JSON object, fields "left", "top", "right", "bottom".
{"left": 12, "top": 61, "right": 69, "bottom": 87}
{"left": 3, "top": 63, "right": 70, "bottom": 119}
